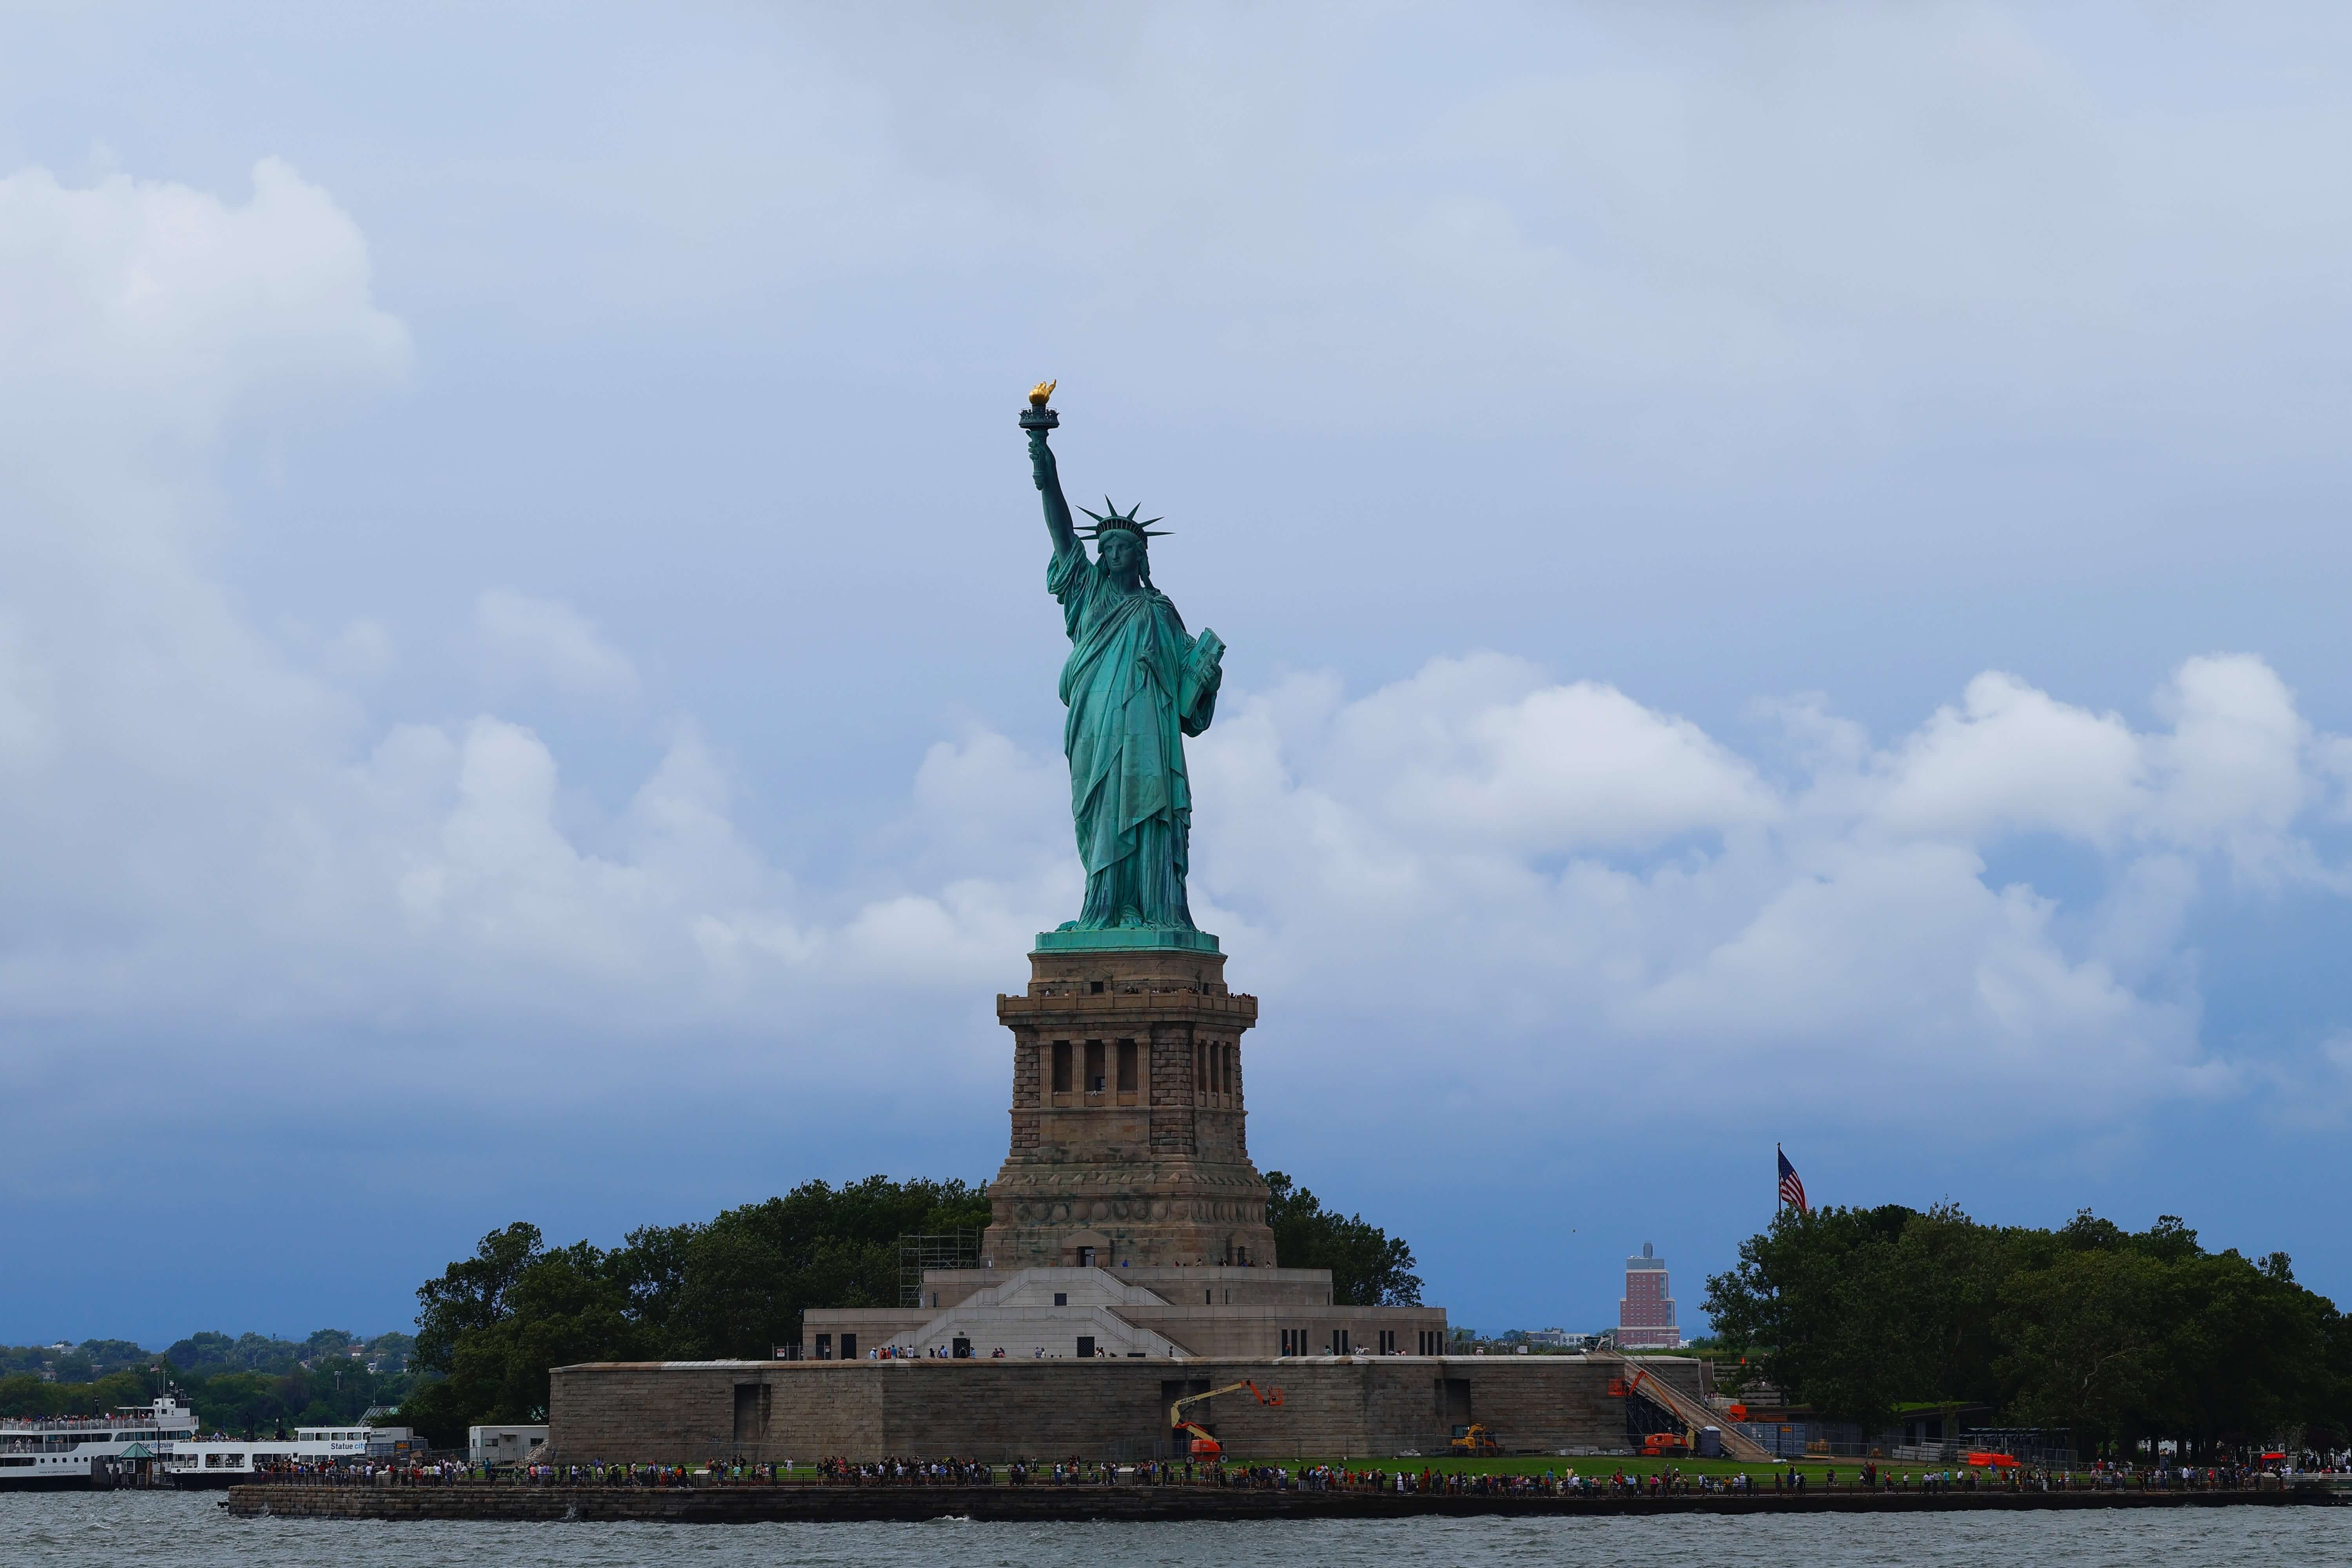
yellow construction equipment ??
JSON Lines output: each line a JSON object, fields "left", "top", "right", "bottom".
{"left": 1166, "top": 1379, "right": 1284, "bottom": 1460}
{"left": 1448, "top": 1423, "right": 1500, "bottom": 1455}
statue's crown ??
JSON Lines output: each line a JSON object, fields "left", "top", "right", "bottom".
{"left": 1077, "top": 498, "right": 1169, "bottom": 539}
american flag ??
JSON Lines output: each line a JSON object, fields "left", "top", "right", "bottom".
{"left": 1777, "top": 1145, "right": 1809, "bottom": 1214}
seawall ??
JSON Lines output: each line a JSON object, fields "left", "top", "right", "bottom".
{"left": 221, "top": 1482, "right": 2331, "bottom": 1523}
{"left": 549, "top": 1353, "right": 1703, "bottom": 1463}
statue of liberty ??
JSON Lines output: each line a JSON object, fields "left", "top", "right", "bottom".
{"left": 1021, "top": 384, "right": 1224, "bottom": 944}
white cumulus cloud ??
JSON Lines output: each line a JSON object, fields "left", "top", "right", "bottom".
{"left": 475, "top": 590, "right": 640, "bottom": 701}
{"left": 0, "top": 150, "right": 2344, "bottom": 1164}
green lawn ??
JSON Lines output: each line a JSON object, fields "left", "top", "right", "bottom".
{"left": 1214, "top": 1457, "right": 2023, "bottom": 1486}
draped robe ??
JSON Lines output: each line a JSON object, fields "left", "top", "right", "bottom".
{"left": 1049, "top": 538, "right": 1222, "bottom": 929}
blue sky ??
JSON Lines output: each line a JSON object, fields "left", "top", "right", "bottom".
{"left": 5, "top": 3, "right": 2352, "bottom": 1346}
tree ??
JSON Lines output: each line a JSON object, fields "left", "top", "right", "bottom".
{"left": 405, "top": 1175, "right": 995, "bottom": 1438}
{"left": 626, "top": 1176, "right": 991, "bottom": 1358}
{"left": 1705, "top": 1200, "right": 2352, "bottom": 1456}
{"left": 1263, "top": 1172, "right": 1422, "bottom": 1305}
{"left": 1997, "top": 1246, "right": 2167, "bottom": 1444}
{"left": 1702, "top": 1202, "right": 1970, "bottom": 1428}
{"left": 407, "top": 1232, "right": 648, "bottom": 1443}
{"left": 403, "top": 1169, "right": 1420, "bottom": 1439}
{"left": 163, "top": 1332, "right": 238, "bottom": 1370}
{"left": 414, "top": 1221, "right": 547, "bottom": 1379}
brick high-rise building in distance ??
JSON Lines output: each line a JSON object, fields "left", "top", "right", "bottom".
{"left": 1617, "top": 1241, "right": 1680, "bottom": 1349}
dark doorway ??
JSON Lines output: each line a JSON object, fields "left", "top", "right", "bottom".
{"left": 1438, "top": 1377, "right": 1471, "bottom": 1431}
{"left": 732, "top": 1382, "right": 771, "bottom": 1445}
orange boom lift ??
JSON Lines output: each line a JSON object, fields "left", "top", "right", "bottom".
{"left": 1166, "top": 1379, "right": 1285, "bottom": 1460}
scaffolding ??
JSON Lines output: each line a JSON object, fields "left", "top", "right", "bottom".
{"left": 897, "top": 1231, "right": 982, "bottom": 1307}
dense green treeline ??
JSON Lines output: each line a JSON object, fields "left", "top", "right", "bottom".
{"left": 0, "top": 1365, "right": 413, "bottom": 1435}
{"left": 162, "top": 1328, "right": 413, "bottom": 1375}
{"left": 0, "top": 1330, "right": 420, "bottom": 1436}
{"left": 1264, "top": 1172, "right": 1421, "bottom": 1305}
{"left": 0, "top": 1340, "right": 150, "bottom": 1381}
{"left": 1702, "top": 1203, "right": 2352, "bottom": 1455}
{"left": 402, "top": 1176, "right": 992, "bottom": 1445}
{"left": 0, "top": 1367, "right": 175, "bottom": 1421}
{"left": 0, "top": 1328, "right": 414, "bottom": 1385}
{"left": 403, "top": 1172, "right": 1423, "bottom": 1446}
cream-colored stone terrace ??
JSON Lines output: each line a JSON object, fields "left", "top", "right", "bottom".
{"left": 804, "top": 1264, "right": 1444, "bottom": 1362}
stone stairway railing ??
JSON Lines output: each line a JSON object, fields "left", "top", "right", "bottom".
{"left": 1591, "top": 1353, "right": 1776, "bottom": 1462}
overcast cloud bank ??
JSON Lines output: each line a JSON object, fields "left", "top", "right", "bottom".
{"left": 0, "top": 156, "right": 2338, "bottom": 1136}
{"left": 7, "top": 3, "right": 2352, "bottom": 1341}
{"left": 4, "top": 150, "right": 2352, "bottom": 1114}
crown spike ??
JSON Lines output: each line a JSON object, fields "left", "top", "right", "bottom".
{"left": 1074, "top": 497, "right": 1172, "bottom": 541}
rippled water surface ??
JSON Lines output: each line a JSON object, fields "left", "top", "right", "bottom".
{"left": 5, "top": 1490, "right": 2343, "bottom": 1567}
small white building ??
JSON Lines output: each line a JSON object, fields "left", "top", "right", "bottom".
{"left": 469, "top": 1424, "right": 549, "bottom": 1465}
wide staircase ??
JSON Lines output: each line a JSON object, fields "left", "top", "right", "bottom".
{"left": 1593, "top": 1353, "right": 1775, "bottom": 1462}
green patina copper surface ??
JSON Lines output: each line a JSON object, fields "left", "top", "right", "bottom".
{"left": 1023, "top": 396, "right": 1223, "bottom": 954}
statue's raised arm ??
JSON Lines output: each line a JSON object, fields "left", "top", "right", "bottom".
{"left": 1022, "top": 379, "right": 1078, "bottom": 559}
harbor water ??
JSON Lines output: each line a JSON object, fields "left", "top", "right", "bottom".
{"left": 5, "top": 1488, "right": 2346, "bottom": 1567}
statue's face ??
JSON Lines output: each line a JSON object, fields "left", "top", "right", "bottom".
{"left": 1098, "top": 530, "right": 1145, "bottom": 582}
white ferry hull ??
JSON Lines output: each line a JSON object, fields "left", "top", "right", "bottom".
{"left": 0, "top": 1458, "right": 109, "bottom": 1491}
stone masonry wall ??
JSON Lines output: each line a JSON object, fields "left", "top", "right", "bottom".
{"left": 549, "top": 1357, "right": 1706, "bottom": 1464}
{"left": 984, "top": 946, "right": 1274, "bottom": 1270}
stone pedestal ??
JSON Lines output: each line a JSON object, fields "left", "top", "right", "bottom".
{"left": 983, "top": 944, "right": 1277, "bottom": 1271}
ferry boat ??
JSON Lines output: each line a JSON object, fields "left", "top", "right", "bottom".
{"left": 166, "top": 1429, "right": 405, "bottom": 1495}
{"left": 0, "top": 1394, "right": 199, "bottom": 1491}
{"left": 166, "top": 1423, "right": 417, "bottom": 1489}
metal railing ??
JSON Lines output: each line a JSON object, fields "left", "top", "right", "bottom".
{"left": 1730, "top": 1424, "right": 2077, "bottom": 1466}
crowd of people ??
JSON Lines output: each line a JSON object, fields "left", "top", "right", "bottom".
{"left": 816, "top": 1457, "right": 997, "bottom": 1484}
{"left": 238, "top": 1451, "right": 2315, "bottom": 1497}
{"left": 256, "top": 1459, "right": 466, "bottom": 1485}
